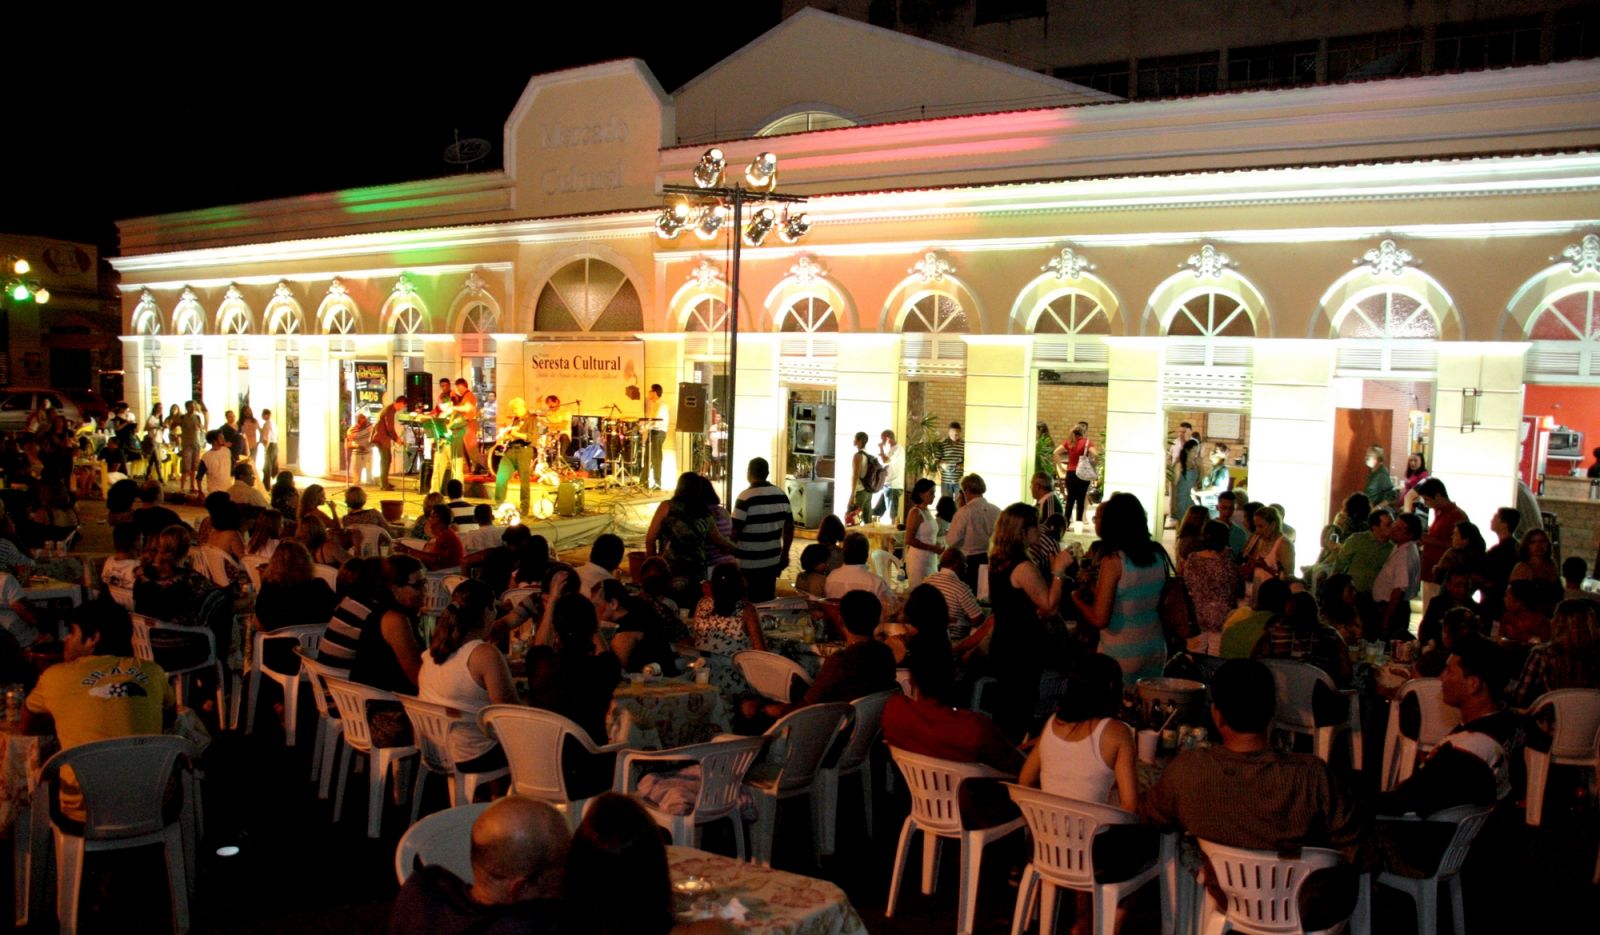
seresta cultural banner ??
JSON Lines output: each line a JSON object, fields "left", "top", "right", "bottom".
{"left": 521, "top": 340, "right": 646, "bottom": 421}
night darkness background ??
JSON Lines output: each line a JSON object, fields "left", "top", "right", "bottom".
{"left": 2, "top": 4, "right": 783, "bottom": 253}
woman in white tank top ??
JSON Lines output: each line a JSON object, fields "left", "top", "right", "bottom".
{"left": 1018, "top": 654, "right": 1143, "bottom": 935}
{"left": 903, "top": 479, "right": 940, "bottom": 589}
{"left": 1019, "top": 653, "right": 1139, "bottom": 813}
{"left": 418, "top": 579, "right": 519, "bottom": 772}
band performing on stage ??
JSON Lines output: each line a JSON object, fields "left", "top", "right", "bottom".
{"left": 388, "top": 377, "right": 670, "bottom": 512}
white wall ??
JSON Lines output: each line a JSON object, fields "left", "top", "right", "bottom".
{"left": 1432, "top": 344, "right": 1529, "bottom": 529}
{"left": 963, "top": 337, "right": 1034, "bottom": 508}
{"left": 1103, "top": 339, "right": 1166, "bottom": 533}
{"left": 1247, "top": 343, "right": 1338, "bottom": 550}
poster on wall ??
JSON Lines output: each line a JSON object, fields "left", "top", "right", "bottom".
{"left": 354, "top": 361, "right": 389, "bottom": 414}
{"left": 523, "top": 340, "right": 646, "bottom": 422}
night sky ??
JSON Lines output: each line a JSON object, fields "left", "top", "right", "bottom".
{"left": 5, "top": 5, "right": 782, "bottom": 254}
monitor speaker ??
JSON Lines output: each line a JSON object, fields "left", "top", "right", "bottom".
{"left": 405, "top": 371, "right": 434, "bottom": 412}
{"left": 676, "top": 382, "right": 708, "bottom": 433}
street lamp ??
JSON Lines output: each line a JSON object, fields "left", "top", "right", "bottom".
{"left": 3, "top": 256, "right": 49, "bottom": 305}
{"left": 658, "top": 149, "right": 810, "bottom": 505}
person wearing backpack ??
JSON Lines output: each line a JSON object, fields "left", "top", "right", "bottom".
{"left": 851, "top": 432, "right": 885, "bottom": 521}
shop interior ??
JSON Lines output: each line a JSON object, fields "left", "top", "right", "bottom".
{"left": 1329, "top": 377, "right": 1433, "bottom": 520}
{"left": 783, "top": 386, "right": 834, "bottom": 528}
{"left": 1164, "top": 407, "right": 1252, "bottom": 521}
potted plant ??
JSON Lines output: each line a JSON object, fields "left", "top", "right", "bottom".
{"left": 903, "top": 413, "right": 945, "bottom": 481}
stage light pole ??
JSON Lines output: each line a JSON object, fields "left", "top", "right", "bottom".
{"left": 657, "top": 149, "right": 809, "bottom": 506}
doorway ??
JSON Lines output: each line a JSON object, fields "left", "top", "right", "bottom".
{"left": 1330, "top": 378, "right": 1433, "bottom": 517}
{"left": 1162, "top": 409, "right": 1251, "bottom": 527}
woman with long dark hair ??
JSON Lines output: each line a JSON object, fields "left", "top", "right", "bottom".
{"left": 565, "top": 793, "right": 730, "bottom": 935}
{"left": 903, "top": 478, "right": 940, "bottom": 589}
{"left": 984, "top": 503, "right": 1074, "bottom": 739}
{"left": 1072, "top": 492, "right": 1167, "bottom": 687}
{"left": 644, "top": 472, "right": 736, "bottom": 607}
{"left": 525, "top": 593, "right": 622, "bottom": 743}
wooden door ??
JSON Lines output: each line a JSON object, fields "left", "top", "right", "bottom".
{"left": 1331, "top": 408, "right": 1392, "bottom": 521}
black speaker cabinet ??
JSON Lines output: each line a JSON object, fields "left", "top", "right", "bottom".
{"left": 405, "top": 371, "right": 434, "bottom": 412}
{"left": 676, "top": 382, "right": 709, "bottom": 433}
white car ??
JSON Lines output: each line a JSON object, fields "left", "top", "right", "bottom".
{"left": 0, "top": 388, "right": 90, "bottom": 432}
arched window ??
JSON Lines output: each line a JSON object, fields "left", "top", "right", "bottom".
{"left": 324, "top": 306, "right": 357, "bottom": 335}
{"left": 778, "top": 295, "right": 838, "bottom": 357}
{"left": 900, "top": 294, "right": 968, "bottom": 357}
{"left": 461, "top": 303, "right": 496, "bottom": 334}
{"left": 684, "top": 297, "right": 728, "bottom": 333}
{"left": 267, "top": 304, "right": 302, "bottom": 335}
{"left": 1030, "top": 289, "right": 1111, "bottom": 366}
{"left": 757, "top": 109, "right": 858, "bottom": 136}
{"left": 392, "top": 306, "right": 424, "bottom": 334}
{"left": 535, "top": 258, "right": 643, "bottom": 332}
{"left": 220, "top": 305, "right": 250, "bottom": 336}
{"left": 1336, "top": 289, "right": 1439, "bottom": 340}
{"left": 1165, "top": 291, "right": 1256, "bottom": 338}
{"left": 132, "top": 291, "right": 162, "bottom": 336}
{"left": 172, "top": 290, "right": 206, "bottom": 336}
{"left": 1526, "top": 287, "right": 1600, "bottom": 379}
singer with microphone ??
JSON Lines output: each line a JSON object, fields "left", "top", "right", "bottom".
{"left": 493, "top": 398, "right": 538, "bottom": 515}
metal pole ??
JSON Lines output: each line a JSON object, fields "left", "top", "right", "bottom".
{"left": 724, "top": 192, "right": 742, "bottom": 510}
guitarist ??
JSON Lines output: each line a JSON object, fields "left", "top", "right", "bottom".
{"left": 493, "top": 398, "right": 539, "bottom": 515}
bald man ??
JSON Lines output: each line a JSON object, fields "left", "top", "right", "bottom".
{"left": 390, "top": 796, "right": 572, "bottom": 935}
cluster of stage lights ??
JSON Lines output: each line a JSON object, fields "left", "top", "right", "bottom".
{"left": 654, "top": 149, "right": 809, "bottom": 246}
{"left": 3, "top": 257, "right": 48, "bottom": 304}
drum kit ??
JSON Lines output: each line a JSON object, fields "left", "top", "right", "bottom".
{"left": 491, "top": 406, "right": 660, "bottom": 488}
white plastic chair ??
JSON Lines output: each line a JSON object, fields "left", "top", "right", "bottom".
{"left": 1523, "top": 687, "right": 1600, "bottom": 825}
{"left": 394, "top": 801, "right": 490, "bottom": 884}
{"left": 130, "top": 613, "right": 227, "bottom": 723}
{"left": 617, "top": 736, "right": 766, "bottom": 858}
{"left": 886, "top": 746, "right": 1024, "bottom": 935}
{"left": 40, "top": 735, "right": 196, "bottom": 934}
{"left": 295, "top": 649, "right": 348, "bottom": 799}
{"left": 311, "top": 564, "right": 339, "bottom": 588}
{"left": 108, "top": 585, "right": 135, "bottom": 610}
{"left": 244, "top": 622, "right": 325, "bottom": 745}
{"left": 478, "top": 705, "right": 626, "bottom": 827}
{"left": 399, "top": 696, "right": 509, "bottom": 822}
{"left": 440, "top": 573, "right": 468, "bottom": 596}
{"left": 1004, "top": 784, "right": 1162, "bottom": 935}
{"left": 1196, "top": 839, "right": 1348, "bottom": 935}
{"left": 423, "top": 568, "right": 462, "bottom": 616}
{"left": 242, "top": 555, "right": 268, "bottom": 593}
{"left": 192, "top": 544, "right": 253, "bottom": 597}
{"left": 500, "top": 587, "right": 537, "bottom": 610}
{"left": 1261, "top": 659, "right": 1363, "bottom": 770}
{"left": 349, "top": 524, "right": 392, "bottom": 558}
{"left": 816, "top": 689, "right": 896, "bottom": 855}
{"left": 733, "top": 649, "right": 813, "bottom": 703}
{"left": 744, "top": 702, "right": 852, "bottom": 867}
{"left": 1375, "top": 804, "right": 1491, "bottom": 935}
{"left": 1377, "top": 678, "right": 1461, "bottom": 792}
{"left": 321, "top": 675, "right": 420, "bottom": 838}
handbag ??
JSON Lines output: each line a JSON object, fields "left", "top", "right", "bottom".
{"left": 1076, "top": 453, "right": 1098, "bottom": 483}
{"left": 1157, "top": 548, "right": 1196, "bottom": 648}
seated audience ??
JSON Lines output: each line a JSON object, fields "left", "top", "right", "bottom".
{"left": 792, "top": 543, "right": 831, "bottom": 598}
{"left": 1183, "top": 520, "right": 1241, "bottom": 656}
{"left": 1219, "top": 577, "right": 1291, "bottom": 659}
{"left": 1141, "top": 659, "right": 1369, "bottom": 929}
{"left": 255, "top": 540, "right": 339, "bottom": 672}
{"left": 465, "top": 523, "right": 529, "bottom": 595}
{"left": 100, "top": 523, "right": 142, "bottom": 591}
{"left": 563, "top": 793, "right": 731, "bottom": 935}
{"left": 342, "top": 486, "right": 388, "bottom": 530}
{"left": 822, "top": 531, "right": 894, "bottom": 608}
{"left": 458, "top": 504, "right": 503, "bottom": 553}
{"left": 883, "top": 628, "right": 1023, "bottom": 774}
{"left": 594, "top": 579, "right": 677, "bottom": 676}
{"left": 247, "top": 509, "right": 284, "bottom": 559}
{"left": 397, "top": 505, "right": 464, "bottom": 571}
{"left": 298, "top": 513, "right": 350, "bottom": 568}
{"left": 445, "top": 479, "right": 475, "bottom": 526}
{"left": 315, "top": 557, "right": 385, "bottom": 673}
{"left": 690, "top": 564, "right": 765, "bottom": 699}
{"left": 925, "top": 548, "right": 985, "bottom": 642}
{"left": 576, "top": 533, "right": 623, "bottom": 598}
{"left": 132, "top": 481, "right": 183, "bottom": 542}
{"left": 1376, "top": 637, "right": 1526, "bottom": 878}
{"left": 1416, "top": 606, "right": 1481, "bottom": 678}
{"left": 769, "top": 590, "right": 896, "bottom": 716}
{"left": 228, "top": 461, "right": 268, "bottom": 508}
{"left": 1318, "top": 573, "right": 1363, "bottom": 647}
{"left": 1419, "top": 566, "right": 1482, "bottom": 649}
{"left": 1252, "top": 590, "right": 1352, "bottom": 686}
{"left": 25, "top": 599, "right": 173, "bottom": 749}
{"left": 134, "top": 524, "right": 236, "bottom": 659}
{"left": 1509, "top": 599, "right": 1600, "bottom": 708}
{"left": 1498, "top": 579, "right": 1552, "bottom": 645}
{"left": 389, "top": 796, "right": 571, "bottom": 935}
{"left": 420, "top": 579, "right": 517, "bottom": 776}
{"left": 1561, "top": 556, "right": 1598, "bottom": 607}
{"left": 525, "top": 593, "right": 622, "bottom": 744}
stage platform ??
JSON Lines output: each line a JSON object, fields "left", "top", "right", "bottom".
{"left": 281, "top": 471, "right": 667, "bottom": 552}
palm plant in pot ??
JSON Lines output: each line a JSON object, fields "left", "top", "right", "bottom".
{"left": 903, "top": 413, "right": 945, "bottom": 482}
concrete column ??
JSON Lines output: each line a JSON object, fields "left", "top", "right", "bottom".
{"left": 963, "top": 336, "right": 1035, "bottom": 507}
{"left": 1103, "top": 338, "right": 1165, "bottom": 533}
{"left": 832, "top": 334, "right": 901, "bottom": 517}
{"left": 1432, "top": 343, "right": 1530, "bottom": 529}
{"left": 298, "top": 340, "right": 331, "bottom": 478}
{"left": 157, "top": 340, "right": 188, "bottom": 412}
{"left": 731, "top": 333, "right": 782, "bottom": 487}
{"left": 1248, "top": 341, "right": 1337, "bottom": 548}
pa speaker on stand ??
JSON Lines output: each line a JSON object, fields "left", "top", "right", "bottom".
{"left": 405, "top": 371, "right": 435, "bottom": 412}
{"left": 676, "top": 382, "right": 709, "bottom": 434}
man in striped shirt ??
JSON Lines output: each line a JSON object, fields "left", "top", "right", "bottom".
{"left": 732, "top": 457, "right": 794, "bottom": 603}
{"left": 938, "top": 422, "right": 964, "bottom": 499}
{"left": 926, "top": 548, "right": 985, "bottom": 641}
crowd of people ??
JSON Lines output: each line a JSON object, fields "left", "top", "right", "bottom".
{"left": 2, "top": 388, "right": 1596, "bottom": 934}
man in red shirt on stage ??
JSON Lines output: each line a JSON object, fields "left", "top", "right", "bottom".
{"left": 454, "top": 378, "right": 481, "bottom": 474}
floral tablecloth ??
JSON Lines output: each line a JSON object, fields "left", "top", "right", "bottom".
{"left": 668, "top": 845, "right": 868, "bottom": 935}
{"left": 610, "top": 679, "right": 730, "bottom": 748}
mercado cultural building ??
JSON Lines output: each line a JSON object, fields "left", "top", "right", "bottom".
{"left": 112, "top": 9, "right": 1600, "bottom": 538}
